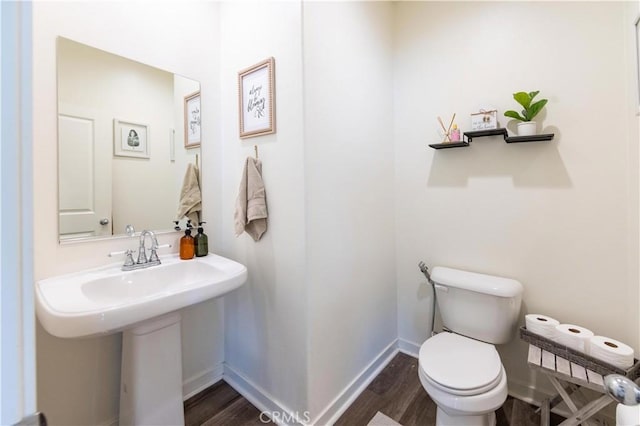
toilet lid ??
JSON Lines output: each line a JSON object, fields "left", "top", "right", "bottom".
{"left": 419, "top": 332, "right": 502, "bottom": 392}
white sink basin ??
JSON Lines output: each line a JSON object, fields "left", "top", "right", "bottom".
{"left": 36, "top": 253, "right": 247, "bottom": 338}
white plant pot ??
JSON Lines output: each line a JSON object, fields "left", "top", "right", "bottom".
{"left": 517, "top": 121, "right": 537, "bottom": 136}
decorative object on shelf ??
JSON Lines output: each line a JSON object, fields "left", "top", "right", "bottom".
{"left": 184, "top": 91, "right": 201, "bottom": 148}
{"left": 238, "top": 57, "right": 276, "bottom": 139}
{"left": 438, "top": 112, "right": 459, "bottom": 143}
{"left": 470, "top": 109, "right": 498, "bottom": 131}
{"left": 113, "top": 119, "right": 149, "bottom": 159}
{"left": 450, "top": 124, "right": 460, "bottom": 142}
{"left": 437, "top": 113, "right": 456, "bottom": 143}
{"left": 504, "top": 90, "right": 548, "bottom": 136}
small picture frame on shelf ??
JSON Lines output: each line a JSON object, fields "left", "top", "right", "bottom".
{"left": 238, "top": 57, "right": 276, "bottom": 139}
{"left": 113, "top": 119, "right": 149, "bottom": 159}
{"left": 471, "top": 110, "right": 498, "bottom": 131}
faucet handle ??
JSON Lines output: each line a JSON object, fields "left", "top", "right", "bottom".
{"left": 148, "top": 244, "right": 171, "bottom": 263}
{"left": 124, "top": 250, "right": 135, "bottom": 267}
{"left": 109, "top": 249, "right": 133, "bottom": 257}
{"left": 109, "top": 249, "right": 135, "bottom": 267}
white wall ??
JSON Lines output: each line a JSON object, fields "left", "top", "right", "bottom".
{"left": 219, "top": 5, "right": 396, "bottom": 422}
{"left": 218, "top": 0, "right": 309, "bottom": 416}
{"left": 394, "top": 1, "right": 639, "bottom": 400}
{"left": 302, "top": 2, "right": 396, "bottom": 421}
{"left": 32, "top": 2, "right": 221, "bottom": 425}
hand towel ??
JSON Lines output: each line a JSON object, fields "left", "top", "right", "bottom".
{"left": 234, "top": 157, "right": 267, "bottom": 241}
{"left": 176, "top": 163, "right": 201, "bottom": 225}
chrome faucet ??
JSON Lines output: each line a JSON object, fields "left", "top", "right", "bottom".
{"left": 109, "top": 229, "right": 171, "bottom": 271}
{"left": 137, "top": 230, "right": 160, "bottom": 266}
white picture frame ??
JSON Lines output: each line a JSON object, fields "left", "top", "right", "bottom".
{"left": 114, "top": 119, "right": 149, "bottom": 159}
{"left": 184, "top": 91, "right": 201, "bottom": 148}
{"left": 238, "top": 57, "right": 276, "bottom": 138}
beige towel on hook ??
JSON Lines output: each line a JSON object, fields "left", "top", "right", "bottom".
{"left": 176, "top": 163, "right": 201, "bottom": 225}
{"left": 234, "top": 157, "right": 267, "bottom": 241}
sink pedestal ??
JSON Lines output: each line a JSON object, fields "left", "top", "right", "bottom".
{"left": 119, "top": 312, "right": 184, "bottom": 426}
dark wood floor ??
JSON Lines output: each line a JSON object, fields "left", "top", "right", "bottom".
{"left": 184, "top": 380, "right": 273, "bottom": 426}
{"left": 336, "top": 352, "right": 565, "bottom": 426}
{"left": 184, "top": 352, "right": 565, "bottom": 425}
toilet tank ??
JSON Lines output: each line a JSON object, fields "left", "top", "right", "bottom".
{"left": 431, "top": 266, "right": 523, "bottom": 345}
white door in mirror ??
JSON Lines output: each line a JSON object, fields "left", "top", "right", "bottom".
{"left": 58, "top": 104, "right": 112, "bottom": 239}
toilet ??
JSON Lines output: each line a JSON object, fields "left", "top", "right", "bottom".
{"left": 418, "top": 267, "right": 523, "bottom": 426}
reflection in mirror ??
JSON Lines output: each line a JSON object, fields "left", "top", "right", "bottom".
{"left": 57, "top": 37, "right": 201, "bottom": 241}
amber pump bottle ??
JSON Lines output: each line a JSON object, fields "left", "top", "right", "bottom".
{"left": 180, "top": 221, "right": 195, "bottom": 260}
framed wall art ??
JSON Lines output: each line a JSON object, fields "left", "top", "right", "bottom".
{"left": 238, "top": 57, "right": 276, "bottom": 138}
{"left": 184, "top": 91, "right": 201, "bottom": 148}
{"left": 113, "top": 119, "right": 149, "bottom": 158}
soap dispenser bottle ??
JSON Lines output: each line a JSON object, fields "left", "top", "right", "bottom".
{"left": 180, "top": 220, "right": 195, "bottom": 260}
{"left": 194, "top": 221, "right": 209, "bottom": 257}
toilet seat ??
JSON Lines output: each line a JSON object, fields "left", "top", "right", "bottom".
{"left": 419, "top": 332, "right": 503, "bottom": 396}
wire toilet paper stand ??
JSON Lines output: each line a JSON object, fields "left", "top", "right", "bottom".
{"left": 520, "top": 327, "right": 640, "bottom": 426}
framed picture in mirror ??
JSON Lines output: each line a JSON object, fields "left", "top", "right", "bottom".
{"left": 114, "top": 119, "right": 149, "bottom": 158}
{"left": 184, "top": 91, "right": 201, "bottom": 148}
{"left": 238, "top": 57, "right": 276, "bottom": 138}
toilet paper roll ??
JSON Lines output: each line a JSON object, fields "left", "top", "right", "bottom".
{"left": 554, "top": 324, "right": 594, "bottom": 354}
{"left": 589, "top": 336, "right": 635, "bottom": 370}
{"left": 525, "top": 314, "right": 560, "bottom": 339}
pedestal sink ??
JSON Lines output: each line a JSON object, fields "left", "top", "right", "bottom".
{"left": 35, "top": 253, "right": 247, "bottom": 425}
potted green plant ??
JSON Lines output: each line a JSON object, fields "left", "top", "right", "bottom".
{"left": 504, "top": 91, "right": 548, "bottom": 136}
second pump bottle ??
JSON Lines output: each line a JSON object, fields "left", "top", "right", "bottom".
{"left": 180, "top": 220, "right": 209, "bottom": 260}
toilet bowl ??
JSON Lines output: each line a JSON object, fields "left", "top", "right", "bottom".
{"left": 418, "top": 332, "right": 508, "bottom": 426}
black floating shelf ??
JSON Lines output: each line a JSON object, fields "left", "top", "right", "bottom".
{"left": 505, "top": 133, "right": 554, "bottom": 143}
{"left": 428, "top": 141, "right": 470, "bottom": 150}
{"left": 429, "top": 128, "right": 555, "bottom": 150}
{"left": 463, "top": 128, "right": 508, "bottom": 142}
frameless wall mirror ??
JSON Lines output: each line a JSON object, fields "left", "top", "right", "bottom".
{"left": 57, "top": 37, "right": 201, "bottom": 242}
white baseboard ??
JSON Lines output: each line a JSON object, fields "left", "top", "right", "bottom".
{"left": 311, "top": 339, "right": 399, "bottom": 426}
{"left": 222, "top": 340, "right": 399, "bottom": 426}
{"left": 98, "top": 417, "right": 118, "bottom": 426}
{"left": 397, "top": 338, "right": 421, "bottom": 358}
{"left": 182, "top": 364, "right": 224, "bottom": 400}
{"left": 224, "top": 363, "right": 308, "bottom": 426}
